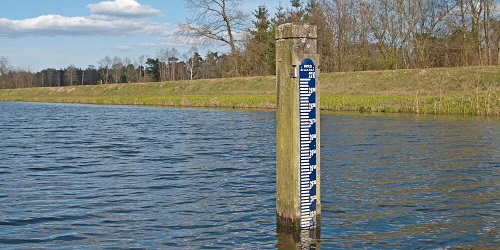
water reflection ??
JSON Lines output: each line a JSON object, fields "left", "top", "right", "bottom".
{"left": 276, "top": 228, "right": 320, "bottom": 250}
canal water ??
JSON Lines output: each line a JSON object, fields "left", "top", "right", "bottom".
{"left": 0, "top": 102, "right": 498, "bottom": 249}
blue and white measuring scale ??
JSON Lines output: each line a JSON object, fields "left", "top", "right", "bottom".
{"left": 298, "top": 58, "right": 317, "bottom": 229}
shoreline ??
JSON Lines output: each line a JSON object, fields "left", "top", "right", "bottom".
{"left": 1, "top": 93, "right": 498, "bottom": 116}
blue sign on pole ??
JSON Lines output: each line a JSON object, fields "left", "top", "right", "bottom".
{"left": 298, "top": 58, "right": 317, "bottom": 229}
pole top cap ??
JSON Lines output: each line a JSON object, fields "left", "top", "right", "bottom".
{"left": 275, "top": 23, "right": 317, "bottom": 40}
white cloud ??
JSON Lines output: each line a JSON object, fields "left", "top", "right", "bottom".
{"left": 0, "top": 14, "right": 168, "bottom": 38}
{"left": 0, "top": 0, "right": 166, "bottom": 38}
{"left": 87, "top": 0, "right": 161, "bottom": 18}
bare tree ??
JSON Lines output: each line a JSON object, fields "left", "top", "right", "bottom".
{"left": 178, "top": 0, "right": 248, "bottom": 77}
{"left": 457, "top": 0, "right": 469, "bottom": 66}
{"left": 183, "top": 46, "right": 201, "bottom": 80}
{"left": 98, "top": 56, "right": 112, "bottom": 84}
{"left": 136, "top": 55, "right": 146, "bottom": 82}
{"left": 326, "top": 0, "right": 362, "bottom": 71}
{"left": 0, "top": 57, "right": 10, "bottom": 76}
{"left": 363, "top": 0, "right": 409, "bottom": 69}
{"left": 156, "top": 49, "right": 168, "bottom": 81}
{"left": 65, "top": 65, "right": 77, "bottom": 85}
{"left": 306, "top": 0, "right": 336, "bottom": 72}
{"left": 156, "top": 48, "right": 179, "bottom": 81}
{"left": 469, "top": 0, "right": 484, "bottom": 65}
{"left": 46, "top": 68, "right": 56, "bottom": 87}
{"left": 483, "top": 0, "right": 492, "bottom": 65}
{"left": 123, "top": 57, "right": 136, "bottom": 83}
{"left": 111, "top": 57, "right": 123, "bottom": 84}
{"left": 168, "top": 48, "right": 179, "bottom": 81}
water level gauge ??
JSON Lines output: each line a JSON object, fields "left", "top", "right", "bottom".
{"left": 298, "top": 58, "right": 317, "bottom": 229}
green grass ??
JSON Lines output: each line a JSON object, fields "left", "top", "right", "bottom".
{"left": 1, "top": 66, "right": 498, "bottom": 115}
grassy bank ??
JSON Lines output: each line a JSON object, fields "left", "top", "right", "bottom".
{"left": 1, "top": 66, "right": 498, "bottom": 115}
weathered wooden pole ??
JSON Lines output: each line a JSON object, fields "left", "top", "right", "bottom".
{"left": 276, "top": 23, "right": 320, "bottom": 235}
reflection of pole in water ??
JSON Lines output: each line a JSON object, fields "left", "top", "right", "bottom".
{"left": 276, "top": 227, "right": 320, "bottom": 249}
{"left": 300, "top": 230, "right": 319, "bottom": 249}
{"left": 275, "top": 22, "right": 321, "bottom": 245}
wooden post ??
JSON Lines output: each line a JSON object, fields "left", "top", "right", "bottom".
{"left": 275, "top": 23, "right": 320, "bottom": 235}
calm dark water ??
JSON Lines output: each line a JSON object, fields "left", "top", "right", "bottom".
{"left": 0, "top": 102, "right": 498, "bottom": 249}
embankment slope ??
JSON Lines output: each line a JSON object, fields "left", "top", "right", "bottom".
{"left": 1, "top": 66, "right": 498, "bottom": 115}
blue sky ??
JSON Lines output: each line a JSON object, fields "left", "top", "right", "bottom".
{"left": 0, "top": 0, "right": 284, "bottom": 71}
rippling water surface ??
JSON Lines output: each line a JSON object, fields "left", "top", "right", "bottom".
{"left": 0, "top": 102, "right": 498, "bottom": 249}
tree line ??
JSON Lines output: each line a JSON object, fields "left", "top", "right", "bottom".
{"left": 0, "top": 48, "right": 231, "bottom": 88}
{"left": 1, "top": 0, "right": 499, "bottom": 89}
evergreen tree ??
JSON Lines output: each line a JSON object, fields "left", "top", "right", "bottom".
{"left": 244, "top": 5, "right": 275, "bottom": 75}
{"left": 289, "top": 0, "right": 305, "bottom": 22}
{"left": 145, "top": 58, "right": 160, "bottom": 82}
{"left": 272, "top": 3, "right": 287, "bottom": 26}
{"left": 251, "top": 5, "right": 271, "bottom": 42}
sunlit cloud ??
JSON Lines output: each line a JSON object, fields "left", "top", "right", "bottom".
{"left": 0, "top": 14, "right": 168, "bottom": 38}
{"left": 87, "top": 0, "right": 161, "bottom": 18}
{"left": 0, "top": 0, "right": 167, "bottom": 38}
